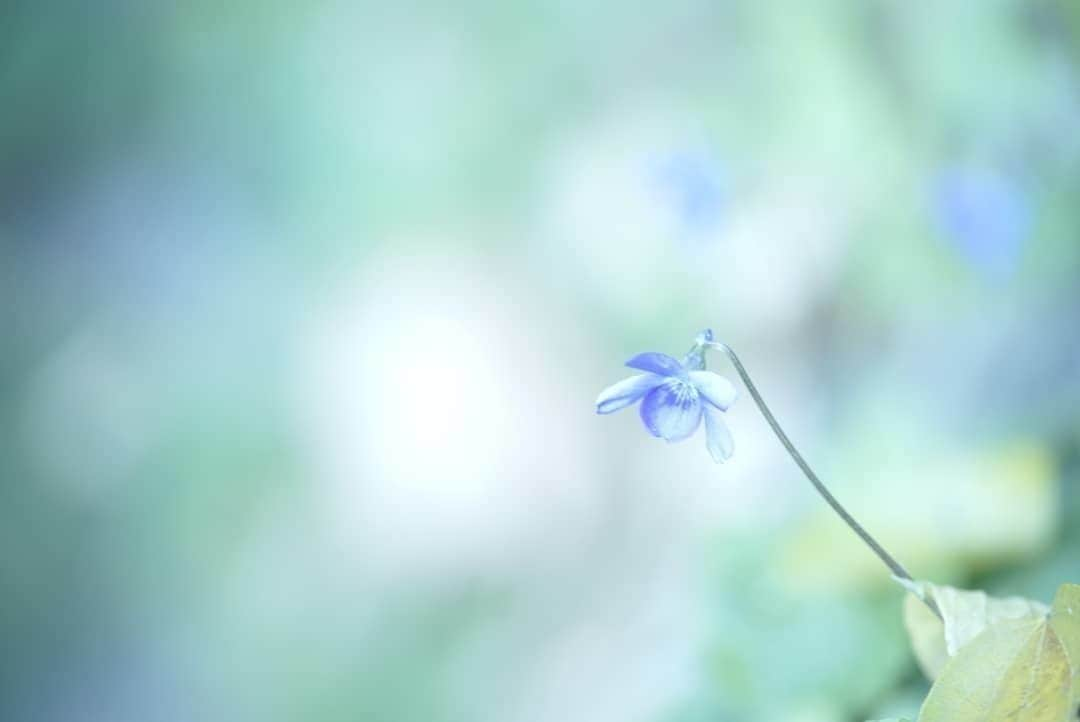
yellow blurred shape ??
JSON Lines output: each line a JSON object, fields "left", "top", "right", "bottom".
{"left": 778, "top": 442, "right": 1058, "bottom": 594}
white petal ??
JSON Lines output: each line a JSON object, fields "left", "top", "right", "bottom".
{"left": 704, "top": 405, "right": 734, "bottom": 462}
{"left": 688, "top": 371, "right": 738, "bottom": 411}
{"left": 595, "top": 373, "right": 663, "bottom": 414}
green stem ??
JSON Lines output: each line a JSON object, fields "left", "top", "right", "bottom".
{"left": 707, "top": 342, "right": 941, "bottom": 620}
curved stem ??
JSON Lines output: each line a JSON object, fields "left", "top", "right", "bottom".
{"left": 708, "top": 342, "right": 941, "bottom": 620}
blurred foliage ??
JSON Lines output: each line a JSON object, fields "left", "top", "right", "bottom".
{"left": 2, "top": 1, "right": 1079, "bottom": 722}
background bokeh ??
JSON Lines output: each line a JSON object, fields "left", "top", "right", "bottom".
{"left": 3, "top": 2, "right": 1080, "bottom": 721}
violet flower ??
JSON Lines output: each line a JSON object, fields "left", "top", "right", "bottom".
{"left": 596, "top": 329, "right": 738, "bottom": 462}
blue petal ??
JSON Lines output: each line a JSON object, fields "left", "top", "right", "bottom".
{"left": 688, "top": 371, "right": 738, "bottom": 410}
{"left": 639, "top": 382, "right": 703, "bottom": 441}
{"left": 934, "top": 169, "right": 1028, "bottom": 278}
{"left": 625, "top": 352, "right": 685, "bottom": 378}
{"left": 596, "top": 373, "right": 663, "bottom": 414}
{"left": 703, "top": 405, "right": 734, "bottom": 462}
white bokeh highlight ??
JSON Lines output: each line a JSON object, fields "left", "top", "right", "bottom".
{"left": 295, "top": 248, "right": 603, "bottom": 585}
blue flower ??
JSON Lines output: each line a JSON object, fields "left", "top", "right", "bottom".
{"left": 933, "top": 168, "right": 1029, "bottom": 279}
{"left": 651, "top": 150, "right": 726, "bottom": 235}
{"left": 596, "top": 329, "right": 738, "bottom": 462}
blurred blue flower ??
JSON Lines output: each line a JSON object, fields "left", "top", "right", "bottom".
{"left": 652, "top": 151, "right": 726, "bottom": 235}
{"left": 596, "top": 329, "right": 738, "bottom": 462}
{"left": 933, "top": 168, "right": 1030, "bottom": 278}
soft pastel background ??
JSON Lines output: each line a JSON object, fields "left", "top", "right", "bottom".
{"left": 3, "top": 2, "right": 1080, "bottom": 721}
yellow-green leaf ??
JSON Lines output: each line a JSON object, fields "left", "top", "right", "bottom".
{"left": 918, "top": 583, "right": 1080, "bottom": 722}
{"left": 1051, "top": 584, "right": 1080, "bottom": 709}
{"left": 901, "top": 579, "right": 1049, "bottom": 680}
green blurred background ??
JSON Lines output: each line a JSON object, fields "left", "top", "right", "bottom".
{"left": 3, "top": 1, "right": 1079, "bottom": 721}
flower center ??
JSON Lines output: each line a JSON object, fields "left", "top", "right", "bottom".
{"left": 669, "top": 378, "right": 699, "bottom": 405}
